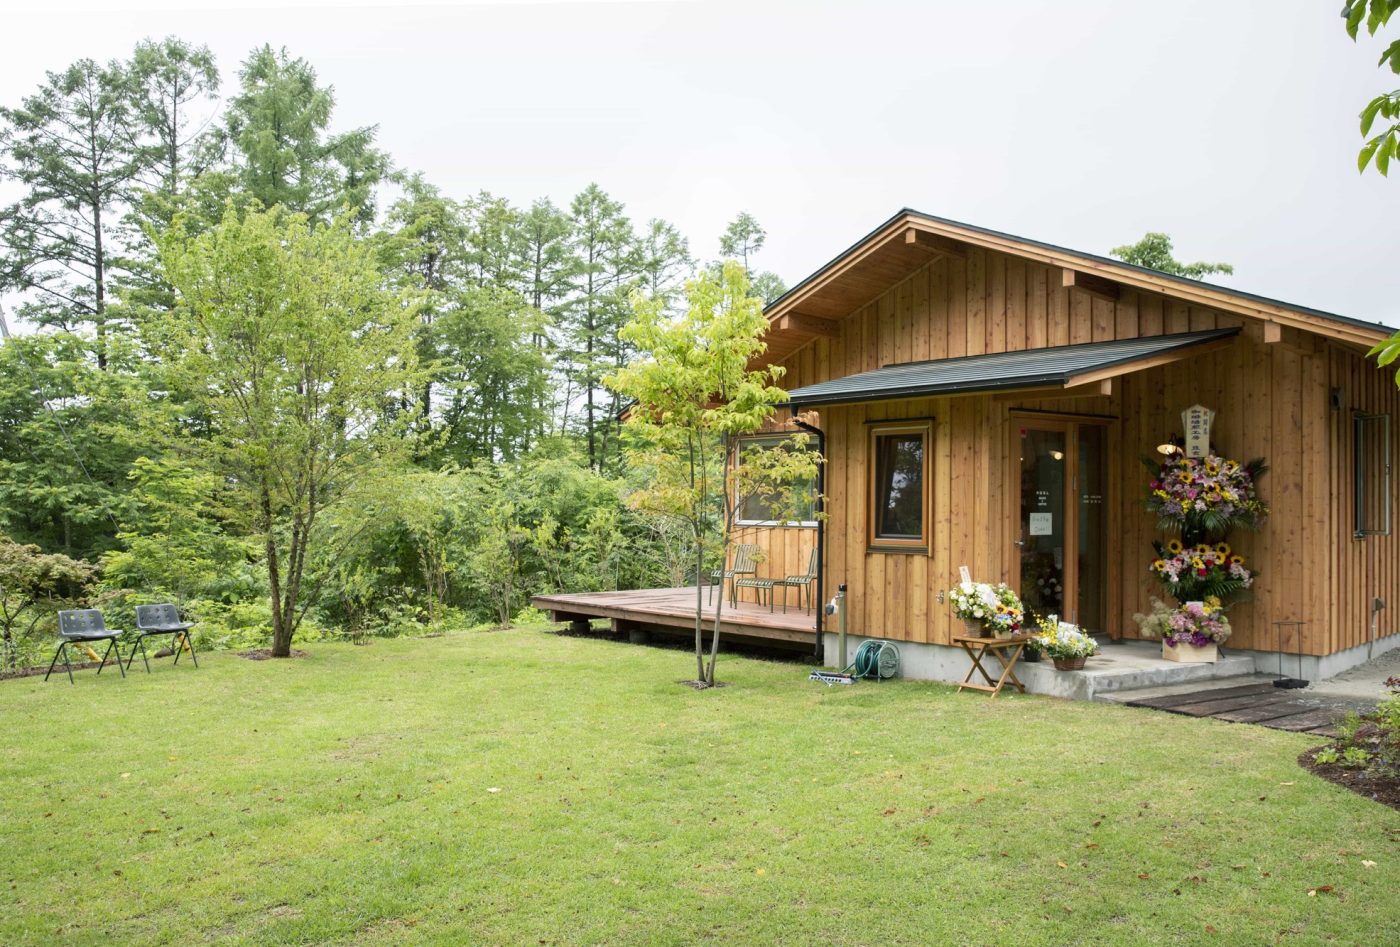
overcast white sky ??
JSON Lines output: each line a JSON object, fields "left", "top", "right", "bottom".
{"left": 2, "top": 0, "right": 1397, "bottom": 328}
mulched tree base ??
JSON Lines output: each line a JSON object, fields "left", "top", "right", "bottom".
{"left": 237, "top": 649, "right": 310, "bottom": 661}
{"left": 1299, "top": 746, "right": 1400, "bottom": 814}
{"left": 678, "top": 679, "right": 729, "bottom": 690}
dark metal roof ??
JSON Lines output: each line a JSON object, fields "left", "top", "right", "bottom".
{"left": 765, "top": 209, "right": 1398, "bottom": 336}
{"left": 784, "top": 328, "right": 1241, "bottom": 407}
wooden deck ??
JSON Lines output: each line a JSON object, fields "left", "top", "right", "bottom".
{"left": 530, "top": 586, "right": 817, "bottom": 646}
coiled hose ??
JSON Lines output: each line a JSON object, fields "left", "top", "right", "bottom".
{"left": 846, "top": 640, "right": 900, "bottom": 680}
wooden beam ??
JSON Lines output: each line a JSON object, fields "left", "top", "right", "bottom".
{"left": 905, "top": 227, "right": 967, "bottom": 258}
{"left": 777, "top": 313, "right": 841, "bottom": 338}
{"left": 1063, "top": 335, "right": 1237, "bottom": 387}
{"left": 993, "top": 379, "right": 1112, "bottom": 402}
{"left": 1263, "top": 321, "right": 1283, "bottom": 344}
{"left": 1061, "top": 268, "right": 1120, "bottom": 301}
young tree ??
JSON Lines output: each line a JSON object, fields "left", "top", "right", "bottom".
{"left": 0, "top": 57, "right": 142, "bottom": 366}
{"left": 1109, "top": 233, "right": 1233, "bottom": 281}
{"left": 609, "top": 261, "right": 818, "bottom": 686}
{"left": 157, "top": 204, "right": 420, "bottom": 657}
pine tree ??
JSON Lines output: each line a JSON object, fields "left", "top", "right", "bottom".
{"left": 205, "top": 45, "right": 389, "bottom": 223}
{"left": 0, "top": 57, "right": 142, "bottom": 367}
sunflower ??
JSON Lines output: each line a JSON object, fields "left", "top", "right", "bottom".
{"left": 1166, "top": 539, "right": 1184, "bottom": 554}
{"left": 1214, "top": 542, "right": 1231, "bottom": 556}
{"left": 1195, "top": 544, "right": 1211, "bottom": 555}
{"left": 1191, "top": 557, "right": 1205, "bottom": 569}
{"left": 1152, "top": 559, "right": 1167, "bottom": 571}
{"left": 1230, "top": 554, "right": 1245, "bottom": 566}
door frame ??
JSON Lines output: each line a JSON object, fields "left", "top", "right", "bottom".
{"left": 1007, "top": 411, "right": 1119, "bottom": 637}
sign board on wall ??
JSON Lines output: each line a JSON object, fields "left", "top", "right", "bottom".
{"left": 1182, "top": 404, "right": 1215, "bottom": 458}
{"left": 1028, "top": 512, "right": 1053, "bottom": 536}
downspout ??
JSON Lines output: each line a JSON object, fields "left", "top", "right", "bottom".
{"left": 790, "top": 412, "right": 826, "bottom": 662}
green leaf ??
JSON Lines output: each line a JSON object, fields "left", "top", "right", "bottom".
{"left": 1378, "top": 134, "right": 1396, "bottom": 175}
{"left": 1347, "top": 0, "right": 1366, "bottom": 39}
{"left": 1361, "top": 97, "right": 1385, "bottom": 135}
{"left": 1359, "top": 136, "right": 1382, "bottom": 172}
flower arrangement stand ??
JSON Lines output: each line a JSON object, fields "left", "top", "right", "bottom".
{"left": 952, "top": 634, "right": 1029, "bottom": 698}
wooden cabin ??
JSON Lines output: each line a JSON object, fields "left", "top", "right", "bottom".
{"left": 537, "top": 209, "right": 1399, "bottom": 684}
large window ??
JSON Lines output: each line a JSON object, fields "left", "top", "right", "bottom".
{"left": 1355, "top": 413, "right": 1392, "bottom": 537}
{"left": 869, "top": 423, "right": 930, "bottom": 549}
{"left": 734, "top": 436, "right": 818, "bottom": 527}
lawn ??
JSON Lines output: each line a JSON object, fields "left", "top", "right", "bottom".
{"left": 3, "top": 628, "right": 1399, "bottom": 945}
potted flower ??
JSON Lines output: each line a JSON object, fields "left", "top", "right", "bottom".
{"left": 948, "top": 581, "right": 1024, "bottom": 639}
{"left": 1133, "top": 597, "right": 1232, "bottom": 663}
{"left": 1032, "top": 614, "right": 1099, "bottom": 670}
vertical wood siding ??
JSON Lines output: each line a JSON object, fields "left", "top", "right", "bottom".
{"left": 734, "top": 247, "right": 1394, "bottom": 656}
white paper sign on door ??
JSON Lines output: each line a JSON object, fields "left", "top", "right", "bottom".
{"left": 1028, "top": 512, "right": 1053, "bottom": 536}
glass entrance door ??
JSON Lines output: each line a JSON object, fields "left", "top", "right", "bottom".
{"left": 1018, "top": 426, "right": 1067, "bottom": 619}
{"left": 1015, "top": 419, "right": 1110, "bottom": 634}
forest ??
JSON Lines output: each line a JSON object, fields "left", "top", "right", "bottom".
{"left": 0, "top": 38, "right": 787, "bottom": 668}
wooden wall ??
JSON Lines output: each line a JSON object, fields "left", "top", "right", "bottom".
{"left": 734, "top": 246, "right": 1398, "bottom": 655}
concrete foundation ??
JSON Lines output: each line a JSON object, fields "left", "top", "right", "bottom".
{"left": 822, "top": 630, "right": 1400, "bottom": 701}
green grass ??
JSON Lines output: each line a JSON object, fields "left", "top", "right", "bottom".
{"left": 3, "top": 629, "right": 1399, "bottom": 945}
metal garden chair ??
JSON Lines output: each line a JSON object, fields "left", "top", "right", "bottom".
{"left": 775, "top": 548, "right": 820, "bottom": 613}
{"left": 708, "top": 543, "right": 761, "bottom": 607}
{"left": 45, "top": 609, "right": 127, "bottom": 684}
{"left": 129, "top": 604, "right": 198, "bottom": 673}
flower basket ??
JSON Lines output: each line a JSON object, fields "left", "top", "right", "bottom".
{"left": 1162, "top": 640, "right": 1218, "bottom": 664}
{"left": 1134, "top": 599, "right": 1230, "bottom": 662}
{"left": 949, "top": 581, "right": 1023, "bottom": 639}
{"left": 1032, "top": 617, "right": 1097, "bottom": 670}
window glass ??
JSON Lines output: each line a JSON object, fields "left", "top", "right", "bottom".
{"left": 735, "top": 437, "right": 817, "bottom": 525}
{"left": 873, "top": 430, "right": 925, "bottom": 542}
{"left": 1355, "top": 413, "right": 1392, "bottom": 537}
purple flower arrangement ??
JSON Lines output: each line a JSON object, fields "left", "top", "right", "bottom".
{"left": 1145, "top": 453, "right": 1268, "bottom": 538}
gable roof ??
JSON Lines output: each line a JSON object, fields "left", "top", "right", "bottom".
{"left": 759, "top": 209, "right": 1392, "bottom": 365}
{"left": 785, "top": 328, "right": 1239, "bottom": 407}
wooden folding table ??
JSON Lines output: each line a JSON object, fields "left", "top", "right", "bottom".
{"left": 952, "top": 634, "right": 1030, "bottom": 697}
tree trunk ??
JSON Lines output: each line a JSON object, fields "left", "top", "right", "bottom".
{"left": 693, "top": 531, "right": 706, "bottom": 682}
{"left": 263, "top": 481, "right": 292, "bottom": 658}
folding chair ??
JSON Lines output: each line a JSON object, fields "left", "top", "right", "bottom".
{"left": 45, "top": 609, "right": 127, "bottom": 684}
{"left": 129, "top": 604, "right": 198, "bottom": 673}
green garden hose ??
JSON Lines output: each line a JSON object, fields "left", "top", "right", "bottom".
{"left": 845, "top": 640, "right": 900, "bottom": 680}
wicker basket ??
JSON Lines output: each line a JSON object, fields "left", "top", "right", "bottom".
{"left": 1052, "top": 655, "right": 1087, "bottom": 671}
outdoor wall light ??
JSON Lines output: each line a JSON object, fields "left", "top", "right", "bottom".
{"left": 1156, "top": 442, "right": 1181, "bottom": 456}
{"left": 1048, "top": 450, "right": 1064, "bottom": 461}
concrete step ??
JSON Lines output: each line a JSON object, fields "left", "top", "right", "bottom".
{"left": 1097, "top": 674, "right": 1278, "bottom": 705}
{"left": 1017, "top": 642, "right": 1257, "bottom": 702}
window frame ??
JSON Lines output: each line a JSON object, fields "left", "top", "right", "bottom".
{"left": 732, "top": 434, "right": 819, "bottom": 529}
{"left": 867, "top": 421, "right": 932, "bottom": 553}
{"left": 1354, "top": 412, "right": 1393, "bottom": 538}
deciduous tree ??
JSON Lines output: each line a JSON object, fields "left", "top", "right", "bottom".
{"left": 158, "top": 204, "right": 420, "bottom": 656}
{"left": 609, "top": 262, "right": 818, "bottom": 686}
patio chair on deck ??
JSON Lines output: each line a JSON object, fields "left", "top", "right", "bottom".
{"left": 708, "top": 543, "right": 761, "bottom": 607}
{"left": 774, "top": 548, "right": 820, "bottom": 613}
{"left": 45, "top": 609, "right": 127, "bottom": 684}
{"left": 129, "top": 604, "right": 198, "bottom": 673}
